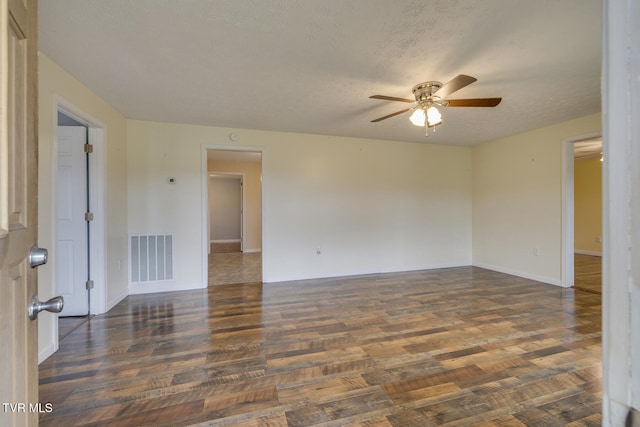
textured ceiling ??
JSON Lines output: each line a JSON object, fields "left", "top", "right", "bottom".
{"left": 39, "top": 0, "right": 602, "bottom": 146}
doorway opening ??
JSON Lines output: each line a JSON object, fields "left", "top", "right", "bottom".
{"left": 53, "top": 101, "right": 107, "bottom": 342}
{"left": 562, "top": 134, "right": 603, "bottom": 293}
{"left": 56, "top": 113, "right": 91, "bottom": 337}
{"left": 203, "top": 148, "right": 263, "bottom": 286}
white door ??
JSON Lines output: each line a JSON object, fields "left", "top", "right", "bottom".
{"left": 57, "top": 126, "right": 88, "bottom": 316}
{"left": 0, "top": 0, "right": 55, "bottom": 425}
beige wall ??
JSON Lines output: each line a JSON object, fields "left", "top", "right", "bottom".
{"left": 472, "top": 113, "right": 602, "bottom": 285}
{"left": 209, "top": 177, "right": 242, "bottom": 241}
{"left": 127, "top": 120, "right": 473, "bottom": 288}
{"left": 574, "top": 156, "right": 602, "bottom": 254}
{"left": 38, "top": 54, "right": 128, "bottom": 361}
{"left": 208, "top": 159, "right": 262, "bottom": 252}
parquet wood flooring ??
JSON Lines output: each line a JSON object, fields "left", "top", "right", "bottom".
{"left": 574, "top": 254, "right": 602, "bottom": 295}
{"left": 39, "top": 267, "right": 602, "bottom": 426}
{"left": 208, "top": 250, "right": 261, "bottom": 286}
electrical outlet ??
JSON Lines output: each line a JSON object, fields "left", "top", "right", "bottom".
{"left": 316, "top": 246, "right": 321, "bottom": 255}
{"left": 596, "top": 236, "right": 602, "bottom": 243}
{"left": 533, "top": 247, "right": 541, "bottom": 256}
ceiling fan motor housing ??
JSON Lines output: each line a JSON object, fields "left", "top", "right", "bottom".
{"left": 412, "top": 81, "right": 446, "bottom": 107}
{"left": 412, "top": 81, "right": 441, "bottom": 100}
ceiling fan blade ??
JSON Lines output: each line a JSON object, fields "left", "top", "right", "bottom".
{"left": 371, "top": 108, "right": 412, "bottom": 122}
{"left": 434, "top": 74, "right": 477, "bottom": 99}
{"left": 370, "top": 95, "right": 415, "bottom": 103}
{"left": 446, "top": 98, "right": 502, "bottom": 107}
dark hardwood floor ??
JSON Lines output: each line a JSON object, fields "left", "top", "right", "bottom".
{"left": 39, "top": 267, "right": 602, "bottom": 426}
{"left": 58, "top": 316, "right": 93, "bottom": 341}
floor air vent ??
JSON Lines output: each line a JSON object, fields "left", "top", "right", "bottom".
{"left": 130, "top": 234, "right": 174, "bottom": 283}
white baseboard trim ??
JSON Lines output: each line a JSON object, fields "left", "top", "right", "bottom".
{"left": 472, "top": 261, "right": 563, "bottom": 287}
{"left": 574, "top": 249, "right": 602, "bottom": 257}
{"left": 129, "top": 281, "right": 206, "bottom": 295}
{"left": 38, "top": 342, "right": 57, "bottom": 365}
{"left": 105, "top": 288, "right": 129, "bottom": 313}
{"left": 262, "top": 261, "right": 470, "bottom": 284}
{"left": 211, "top": 239, "right": 241, "bottom": 243}
{"left": 243, "top": 248, "right": 262, "bottom": 253}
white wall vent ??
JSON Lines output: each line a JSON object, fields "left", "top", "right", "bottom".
{"left": 130, "top": 234, "right": 174, "bottom": 283}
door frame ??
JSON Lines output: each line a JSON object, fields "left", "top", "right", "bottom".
{"left": 52, "top": 97, "right": 107, "bottom": 316}
{"left": 561, "top": 131, "right": 602, "bottom": 288}
{"left": 208, "top": 172, "right": 246, "bottom": 252}
{"left": 201, "top": 144, "right": 264, "bottom": 288}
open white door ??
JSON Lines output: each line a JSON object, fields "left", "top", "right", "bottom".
{"left": 0, "top": 0, "right": 61, "bottom": 425}
{"left": 56, "top": 126, "right": 89, "bottom": 315}
{"left": 602, "top": 0, "right": 640, "bottom": 424}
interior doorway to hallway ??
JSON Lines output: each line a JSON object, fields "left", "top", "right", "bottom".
{"left": 206, "top": 149, "right": 263, "bottom": 286}
{"left": 572, "top": 139, "right": 603, "bottom": 294}
{"left": 56, "top": 117, "right": 90, "bottom": 315}
{"left": 53, "top": 106, "right": 106, "bottom": 341}
{"left": 563, "top": 135, "right": 603, "bottom": 294}
{"left": 55, "top": 112, "right": 92, "bottom": 337}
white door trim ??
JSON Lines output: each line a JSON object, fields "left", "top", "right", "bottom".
{"left": 53, "top": 96, "right": 107, "bottom": 316}
{"left": 201, "top": 144, "right": 264, "bottom": 288}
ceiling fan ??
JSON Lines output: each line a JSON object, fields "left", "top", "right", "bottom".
{"left": 369, "top": 74, "right": 501, "bottom": 136}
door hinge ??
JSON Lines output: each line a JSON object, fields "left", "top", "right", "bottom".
{"left": 85, "top": 212, "right": 94, "bottom": 221}
{"left": 85, "top": 280, "right": 94, "bottom": 290}
{"left": 84, "top": 144, "right": 94, "bottom": 154}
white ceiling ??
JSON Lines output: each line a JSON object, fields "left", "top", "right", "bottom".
{"left": 39, "top": 0, "right": 602, "bottom": 146}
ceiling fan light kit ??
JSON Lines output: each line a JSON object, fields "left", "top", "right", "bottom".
{"left": 369, "top": 75, "right": 501, "bottom": 137}
{"left": 409, "top": 108, "right": 426, "bottom": 126}
{"left": 409, "top": 106, "right": 442, "bottom": 132}
{"left": 408, "top": 82, "right": 445, "bottom": 135}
